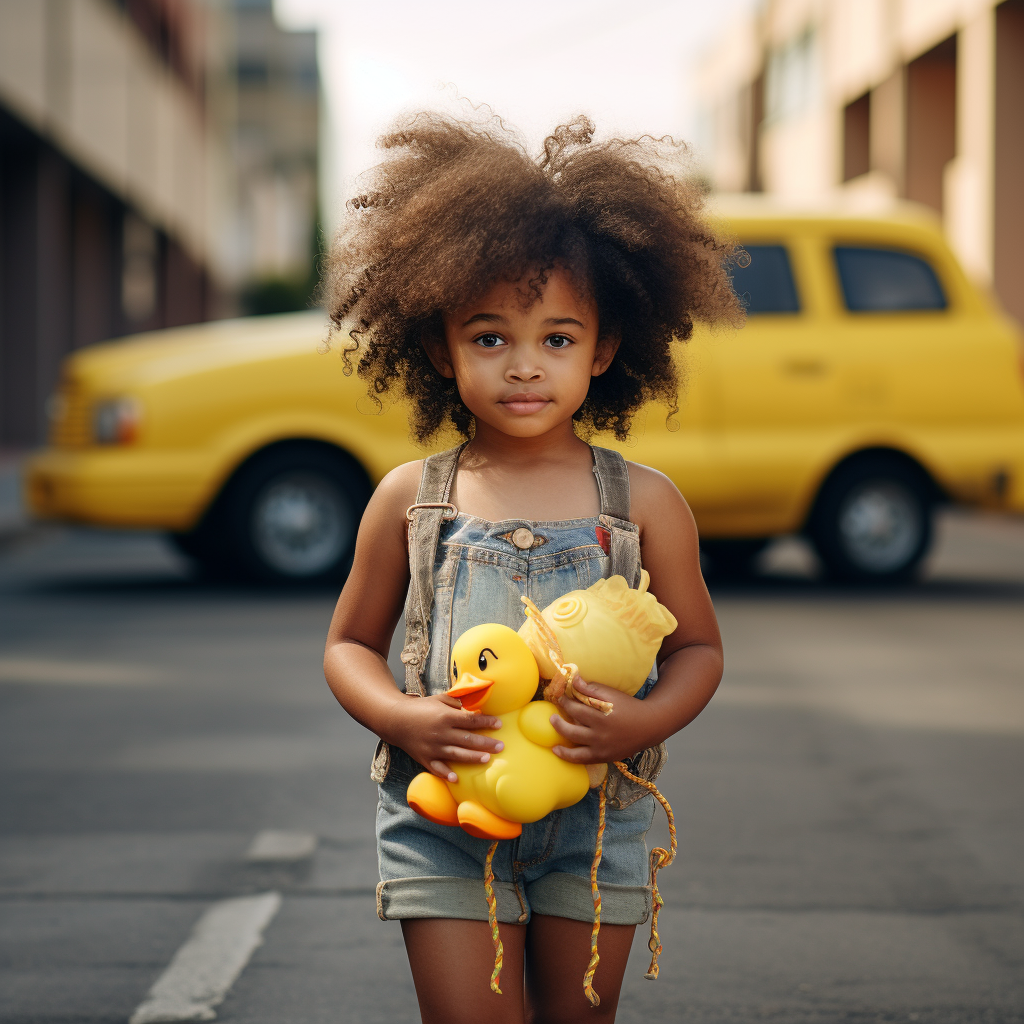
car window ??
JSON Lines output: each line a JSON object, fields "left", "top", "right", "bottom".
{"left": 834, "top": 246, "right": 946, "bottom": 312}
{"left": 731, "top": 244, "right": 800, "bottom": 314}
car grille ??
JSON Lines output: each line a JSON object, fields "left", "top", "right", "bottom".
{"left": 50, "top": 382, "right": 92, "bottom": 449}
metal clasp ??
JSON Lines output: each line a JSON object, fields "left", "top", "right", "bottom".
{"left": 406, "top": 502, "right": 459, "bottom": 522}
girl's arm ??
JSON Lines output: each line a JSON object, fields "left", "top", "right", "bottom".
{"left": 550, "top": 464, "right": 723, "bottom": 763}
{"left": 323, "top": 463, "right": 504, "bottom": 781}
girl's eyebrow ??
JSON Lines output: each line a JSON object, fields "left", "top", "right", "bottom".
{"left": 545, "top": 316, "right": 585, "bottom": 328}
{"left": 461, "top": 312, "right": 506, "bottom": 327}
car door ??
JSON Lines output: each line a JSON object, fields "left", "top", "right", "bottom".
{"left": 699, "top": 234, "right": 843, "bottom": 536}
{"left": 825, "top": 237, "right": 1024, "bottom": 504}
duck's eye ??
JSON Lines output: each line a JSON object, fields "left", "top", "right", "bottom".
{"left": 478, "top": 648, "right": 497, "bottom": 672}
{"left": 452, "top": 661, "right": 458, "bottom": 680}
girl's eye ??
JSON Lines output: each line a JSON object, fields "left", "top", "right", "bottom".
{"left": 474, "top": 333, "right": 506, "bottom": 348}
{"left": 544, "top": 334, "right": 573, "bottom": 350}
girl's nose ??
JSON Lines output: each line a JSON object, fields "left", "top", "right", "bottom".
{"left": 506, "top": 362, "right": 543, "bottom": 383}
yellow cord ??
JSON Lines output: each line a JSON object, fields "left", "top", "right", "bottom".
{"left": 582, "top": 779, "right": 607, "bottom": 1007}
{"left": 515, "top": 596, "right": 678, "bottom": 989}
{"left": 612, "top": 761, "right": 677, "bottom": 980}
{"left": 520, "top": 596, "right": 612, "bottom": 714}
{"left": 483, "top": 840, "right": 503, "bottom": 994}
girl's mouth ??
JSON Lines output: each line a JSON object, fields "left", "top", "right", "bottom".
{"left": 500, "top": 393, "right": 551, "bottom": 415}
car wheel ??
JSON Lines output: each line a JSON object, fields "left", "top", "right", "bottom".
{"left": 810, "top": 459, "right": 933, "bottom": 583}
{"left": 700, "top": 538, "right": 769, "bottom": 579}
{"left": 222, "top": 446, "right": 369, "bottom": 583}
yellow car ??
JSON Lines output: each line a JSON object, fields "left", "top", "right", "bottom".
{"left": 27, "top": 200, "right": 1024, "bottom": 583}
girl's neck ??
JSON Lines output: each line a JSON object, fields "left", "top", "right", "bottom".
{"left": 451, "top": 418, "right": 603, "bottom": 522}
{"left": 464, "top": 418, "right": 589, "bottom": 469}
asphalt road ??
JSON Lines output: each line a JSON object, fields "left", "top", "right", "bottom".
{"left": 1, "top": 512, "right": 1023, "bottom": 1023}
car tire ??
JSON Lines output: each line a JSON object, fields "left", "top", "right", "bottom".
{"left": 700, "top": 538, "right": 769, "bottom": 579}
{"left": 218, "top": 444, "right": 370, "bottom": 583}
{"left": 809, "top": 457, "right": 934, "bottom": 583}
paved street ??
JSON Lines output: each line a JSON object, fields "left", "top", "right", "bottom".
{"left": 1, "top": 511, "right": 1023, "bottom": 1023}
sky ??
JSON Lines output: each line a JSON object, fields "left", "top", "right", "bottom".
{"left": 275, "top": 0, "right": 757, "bottom": 229}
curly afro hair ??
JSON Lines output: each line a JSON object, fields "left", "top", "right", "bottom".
{"left": 325, "top": 111, "right": 743, "bottom": 442}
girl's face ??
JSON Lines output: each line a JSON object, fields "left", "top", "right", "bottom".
{"left": 432, "top": 267, "right": 618, "bottom": 440}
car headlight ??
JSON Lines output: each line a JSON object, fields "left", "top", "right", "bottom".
{"left": 93, "top": 397, "right": 142, "bottom": 445}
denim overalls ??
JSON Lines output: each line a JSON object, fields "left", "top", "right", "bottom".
{"left": 374, "top": 445, "right": 664, "bottom": 926}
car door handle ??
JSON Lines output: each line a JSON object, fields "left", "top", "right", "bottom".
{"left": 781, "top": 359, "right": 829, "bottom": 376}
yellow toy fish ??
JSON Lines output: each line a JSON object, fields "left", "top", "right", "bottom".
{"left": 406, "top": 623, "right": 591, "bottom": 840}
{"left": 519, "top": 569, "right": 677, "bottom": 717}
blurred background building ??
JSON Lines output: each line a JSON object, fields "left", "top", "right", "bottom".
{"left": 696, "top": 0, "right": 1024, "bottom": 324}
{"left": 0, "top": 0, "right": 319, "bottom": 447}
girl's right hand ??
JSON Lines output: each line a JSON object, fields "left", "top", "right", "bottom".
{"left": 386, "top": 694, "right": 504, "bottom": 782}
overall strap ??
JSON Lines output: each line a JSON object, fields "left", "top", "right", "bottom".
{"left": 400, "top": 444, "right": 465, "bottom": 697}
{"left": 591, "top": 446, "right": 642, "bottom": 588}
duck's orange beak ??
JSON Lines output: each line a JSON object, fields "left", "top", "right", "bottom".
{"left": 447, "top": 673, "right": 494, "bottom": 713}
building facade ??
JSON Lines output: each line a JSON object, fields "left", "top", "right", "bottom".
{"left": 0, "top": 0, "right": 319, "bottom": 446}
{"left": 696, "top": 0, "right": 1024, "bottom": 324}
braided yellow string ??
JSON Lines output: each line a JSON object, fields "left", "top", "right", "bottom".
{"left": 612, "top": 761, "right": 677, "bottom": 980}
{"left": 483, "top": 840, "right": 503, "bottom": 994}
{"left": 582, "top": 779, "right": 608, "bottom": 1007}
{"left": 520, "top": 597, "right": 612, "bottom": 714}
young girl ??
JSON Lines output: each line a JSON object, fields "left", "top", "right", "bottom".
{"left": 323, "top": 112, "right": 741, "bottom": 1024}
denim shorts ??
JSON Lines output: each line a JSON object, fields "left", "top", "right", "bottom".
{"left": 376, "top": 762, "right": 656, "bottom": 924}
{"left": 376, "top": 513, "right": 659, "bottom": 924}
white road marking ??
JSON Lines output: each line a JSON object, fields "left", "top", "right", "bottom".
{"left": 245, "top": 829, "right": 317, "bottom": 862}
{"left": 0, "top": 657, "right": 163, "bottom": 686}
{"left": 129, "top": 891, "right": 281, "bottom": 1024}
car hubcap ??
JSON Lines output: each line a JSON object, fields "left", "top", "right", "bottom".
{"left": 251, "top": 472, "right": 352, "bottom": 576}
{"left": 837, "top": 480, "right": 921, "bottom": 573}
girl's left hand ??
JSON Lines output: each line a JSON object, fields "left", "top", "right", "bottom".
{"left": 549, "top": 677, "right": 656, "bottom": 765}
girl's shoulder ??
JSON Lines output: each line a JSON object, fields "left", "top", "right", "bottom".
{"left": 372, "top": 460, "right": 424, "bottom": 518}
{"left": 624, "top": 460, "right": 693, "bottom": 535}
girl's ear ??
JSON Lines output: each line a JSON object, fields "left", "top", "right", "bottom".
{"left": 421, "top": 329, "right": 455, "bottom": 379}
{"left": 591, "top": 335, "right": 621, "bottom": 377}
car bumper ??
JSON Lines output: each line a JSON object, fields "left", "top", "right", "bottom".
{"left": 25, "top": 448, "right": 211, "bottom": 531}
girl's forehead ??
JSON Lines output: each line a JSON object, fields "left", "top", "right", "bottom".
{"left": 447, "top": 267, "right": 595, "bottom": 322}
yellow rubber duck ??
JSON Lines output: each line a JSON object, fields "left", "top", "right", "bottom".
{"left": 406, "top": 623, "right": 590, "bottom": 840}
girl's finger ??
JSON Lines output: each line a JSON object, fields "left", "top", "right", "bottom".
{"left": 455, "top": 712, "right": 502, "bottom": 731}
{"left": 429, "top": 760, "right": 458, "bottom": 782}
{"left": 557, "top": 696, "right": 602, "bottom": 725}
{"left": 452, "top": 731, "right": 504, "bottom": 752}
{"left": 441, "top": 746, "right": 493, "bottom": 764}
{"left": 552, "top": 744, "right": 595, "bottom": 763}
{"left": 549, "top": 714, "right": 591, "bottom": 743}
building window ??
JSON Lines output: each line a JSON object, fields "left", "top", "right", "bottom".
{"left": 731, "top": 245, "right": 800, "bottom": 314}
{"left": 834, "top": 247, "right": 946, "bottom": 312}
{"left": 843, "top": 93, "right": 870, "bottom": 181}
{"left": 764, "top": 29, "right": 818, "bottom": 125}
{"left": 122, "top": 214, "right": 158, "bottom": 323}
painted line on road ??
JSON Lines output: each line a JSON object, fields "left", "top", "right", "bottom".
{"left": 0, "top": 656, "right": 166, "bottom": 687}
{"left": 129, "top": 891, "right": 280, "bottom": 1024}
{"left": 245, "top": 829, "right": 317, "bottom": 862}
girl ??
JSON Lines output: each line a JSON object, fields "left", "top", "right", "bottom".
{"left": 323, "top": 112, "right": 741, "bottom": 1024}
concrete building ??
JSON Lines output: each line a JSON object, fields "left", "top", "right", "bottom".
{"left": 696, "top": 0, "right": 1024, "bottom": 324}
{"left": 0, "top": 0, "right": 319, "bottom": 447}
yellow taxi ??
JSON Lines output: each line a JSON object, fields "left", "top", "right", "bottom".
{"left": 26, "top": 199, "right": 1024, "bottom": 583}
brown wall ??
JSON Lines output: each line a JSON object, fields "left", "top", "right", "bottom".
{"left": 0, "top": 107, "right": 212, "bottom": 446}
{"left": 995, "top": 0, "right": 1024, "bottom": 325}
{"left": 905, "top": 37, "right": 957, "bottom": 213}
